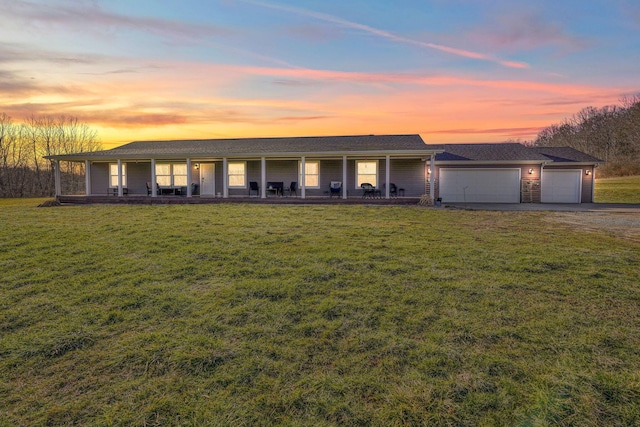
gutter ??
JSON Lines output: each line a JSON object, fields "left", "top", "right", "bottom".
{"left": 45, "top": 149, "right": 446, "bottom": 162}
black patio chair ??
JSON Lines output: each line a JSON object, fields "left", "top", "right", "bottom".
{"left": 249, "top": 181, "right": 260, "bottom": 196}
{"left": 286, "top": 181, "right": 297, "bottom": 197}
{"left": 329, "top": 181, "right": 342, "bottom": 198}
{"left": 361, "top": 183, "right": 376, "bottom": 198}
{"left": 383, "top": 183, "right": 398, "bottom": 197}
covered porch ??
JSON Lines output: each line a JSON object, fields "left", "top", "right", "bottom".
{"left": 53, "top": 154, "right": 437, "bottom": 201}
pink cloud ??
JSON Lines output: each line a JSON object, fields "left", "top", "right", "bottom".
{"left": 4, "top": 1, "right": 229, "bottom": 43}
{"left": 229, "top": 64, "right": 617, "bottom": 97}
{"left": 464, "top": 10, "right": 589, "bottom": 54}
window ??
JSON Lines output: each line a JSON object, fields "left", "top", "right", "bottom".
{"left": 299, "top": 160, "right": 320, "bottom": 188}
{"left": 156, "top": 164, "right": 172, "bottom": 186}
{"left": 109, "top": 163, "right": 127, "bottom": 187}
{"left": 173, "top": 164, "right": 187, "bottom": 186}
{"left": 156, "top": 163, "right": 187, "bottom": 187}
{"left": 228, "top": 162, "right": 246, "bottom": 188}
{"left": 356, "top": 160, "right": 377, "bottom": 187}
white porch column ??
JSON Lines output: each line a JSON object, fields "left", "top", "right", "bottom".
{"left": 300, "top": 156, "right": 306, "bottom": 199}
{"left": 186, "top": 158, "right": 192, "bottom": 197}
{"left": 85, "top": 160, "right": 91, "bottom": 196}
{"left": 54, "top": 160, "right": 61, "bottom": 197}
{"left": 222, "top": 157, "right": 228, "bottom": 198}
{"left": 590, "top": 165, "right": 595, "bottom": 203}
{"left": 342, "top": 155, "right": 348, "bottom": 199}
{"left": 117, "top": 159, "right": 123, "bottom": 197}
{"left": 261, "top": 157, "right": 266, "bottom": 198}
{"left": 151, "top": 158, "right": 157, "bottom": 198}
{"left": 385, "top": 155, "right": 391, "bottom": 199}
{"left": 429, "top": 156, "right": 435, "bottom": 200}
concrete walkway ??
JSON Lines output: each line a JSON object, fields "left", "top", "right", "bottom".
{"left": 445, "top": 203, "right": 640, "bottom": 212}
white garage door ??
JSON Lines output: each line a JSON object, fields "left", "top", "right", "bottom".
{"left": 439, "top": 168, "right": 521, "bottom": 203}
{"left": 541, "top": 169, "right": 582, "bottom": 203}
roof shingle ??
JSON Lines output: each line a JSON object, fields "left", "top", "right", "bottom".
{"left": 435, "top": 143, "right": 549, "bottom": 161}
{"left": 531, "top": 146, "right": 602, "bottom": 163}
{"left": 57, "top": 134, "right": 435, "bottom": 160}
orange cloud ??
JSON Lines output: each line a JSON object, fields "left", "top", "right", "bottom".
{"left": 1, "top": 55, "right": 632, "bottom": 148}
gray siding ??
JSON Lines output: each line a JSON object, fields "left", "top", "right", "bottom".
{"left": 127, "top": 162, "right": 151, "bottom": 195}
{"left": 389, "top": 159, "right": 426, "bottom": 197}
{"left": 91, "top": 163, "right": 109, "bottom": 195}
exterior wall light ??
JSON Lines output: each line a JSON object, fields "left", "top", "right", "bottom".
{"left": 195, "top": 163, "right": 200, "bottom": 169}
{"left": 585, "top": 169, "right": 591, "bottom": 175}
{"left": 528, "top": 168, "right": 534, "bottom": 174}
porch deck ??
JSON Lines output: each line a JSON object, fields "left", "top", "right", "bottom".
{"left": 57, "top": 195, "right": 422, "bottom": 205}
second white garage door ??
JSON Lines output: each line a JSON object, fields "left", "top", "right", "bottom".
{"left": 439, "top": 168, "right": 521, "bottom": 203}
{"left": 541, "top": 169, "right": 582, "bottom": 203}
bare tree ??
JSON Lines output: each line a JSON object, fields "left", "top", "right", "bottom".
{"left": 533, "top": 96, "right": 640, "bottom": 176}
{"left": 0, "top": 113, "right": 101, "bottom": 197}
{"left": 0, "top": 113, "right": 28, "bottom": 197}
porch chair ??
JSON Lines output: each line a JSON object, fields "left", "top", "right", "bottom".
{"left": 249, "top": 181, "right": 260, "bottom": 196}
{"left": 383, "top": 183, "right": 398, "bottom": 198}
{"left": 361, "top": 183, "right": 376, "bottom": 198}
{"left": 286, "top": 181, "right": 297, "bottom": 197}
{"left": 329, "top": 181, "right": 342, "bottom": 198}
{"left": 146, "top": 182, "right": 160, "bottom": 196}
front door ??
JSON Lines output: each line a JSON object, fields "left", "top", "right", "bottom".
{"left": 200, "top": 163, "right": 215, "bottom": 196}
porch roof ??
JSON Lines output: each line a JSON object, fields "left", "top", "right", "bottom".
{"left": 47, "top": 134, "right": 442, "bottom": 161}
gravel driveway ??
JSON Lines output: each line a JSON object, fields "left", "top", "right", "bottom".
{"left": 546, "top": 211, "right": 640, "bottom": 242}
{"left": 451, "top": 203, "right": 640, "bottom": 243}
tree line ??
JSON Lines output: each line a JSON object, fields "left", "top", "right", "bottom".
{"left": 530, "top": 95, "right": 640, "bottom": 177}
{"left": 0, "top": 113, "right": 101, "bottom": 197}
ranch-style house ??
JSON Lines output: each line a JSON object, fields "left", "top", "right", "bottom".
{"left": 46, "top": 134, "right": 601, "bottom": 204}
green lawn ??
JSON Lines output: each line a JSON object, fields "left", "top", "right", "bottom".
{"left": 595, "top": 175, "right": 640, "bottom": 203}
{"left": 1, "top": 200, "right": 639, "bottom": 426}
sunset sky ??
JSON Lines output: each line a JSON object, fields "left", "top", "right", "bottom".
{"left": 2, "top": 0, "right": 639, "bottom": 148}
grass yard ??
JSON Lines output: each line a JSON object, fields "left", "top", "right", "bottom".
{"left": 595, "top": 175, "right": 640, "bottom": 204}
{"left": 1, "top": 199, "right": 639, "bottom": 426}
